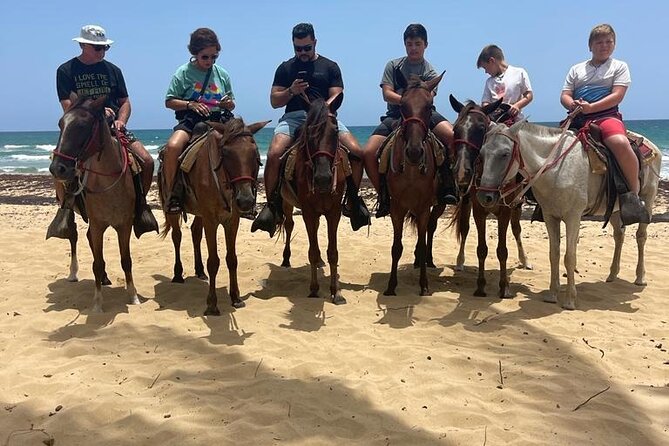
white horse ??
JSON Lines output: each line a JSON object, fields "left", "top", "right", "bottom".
{"left": 476, "top": 121, "right": 661, "bottom": 309}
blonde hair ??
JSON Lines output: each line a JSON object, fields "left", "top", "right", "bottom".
{"left": 589, "top": 24, "right": 616, "bottom": 47}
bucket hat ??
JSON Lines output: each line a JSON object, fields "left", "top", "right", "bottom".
{"left": 72, "top": 25, "right": 114, "bottom": 45}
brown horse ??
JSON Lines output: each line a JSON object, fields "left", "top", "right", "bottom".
{"left": 158, "top": 118, "right": 269, "bottom": 315}
{"left": 448, "top": 95, "right": 531, "bottom": 298}
{"left": 383, "top": 73, "right": 444, "bottom": 296}
{"left": 278, "top": 94, "right": 347, "bottom": 304}
{"left": 49, "top": 96, "right": 138, "bottom": 312}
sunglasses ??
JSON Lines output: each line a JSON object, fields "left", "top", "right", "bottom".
{"left": 293, "top": 44, "right": 313, "bottom": 53}
{"left": 199, "top": 54, "right": 219, "bottom": 61}
{"left": 91, "top": 44, "right": 110, "bottom": 52}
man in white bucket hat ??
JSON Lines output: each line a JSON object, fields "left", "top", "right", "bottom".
{"left": 50, "top": 25, "right": 158, "bottom": 239}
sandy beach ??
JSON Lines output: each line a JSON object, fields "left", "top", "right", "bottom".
{"left": 0, "top": 174, "right": 667, "bottom": 445}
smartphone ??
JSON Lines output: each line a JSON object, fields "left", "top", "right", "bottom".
{"left": 297, "top": 70, "right": 308, "bottom": 80}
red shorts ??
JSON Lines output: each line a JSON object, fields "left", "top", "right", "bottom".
{"left": 595, "top": 116, "right": 627, "bottom": 139}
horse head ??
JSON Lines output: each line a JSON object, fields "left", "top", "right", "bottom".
{"left": 208, "top": 118, "right": 270, "bottom": 214}
{"left": 50, "top": 95, "right": 108, "bottom": 181}
{"left": 476, "top": 122, "right": 522, "bottom": 209}
{"left": 298, "top": 93, "right": 343, "bottom": 194}
{"left": 450, "top": 95, "right": 503, "bottom": 194}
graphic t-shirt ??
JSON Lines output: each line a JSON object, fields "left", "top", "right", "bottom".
{"left": 273, "top": 55, "right": 344, "bottom": 113}
{"left": 56, "top": 58, "right": 128, "bottom": 113}
{"left": 481, "top": 65, "right": 532, "bottom": 120}
{"left": 165, "top": 62, "right": 234, "bottom": 118}
{"left": 380, "top": 57, "right": 440, "bottom": 118}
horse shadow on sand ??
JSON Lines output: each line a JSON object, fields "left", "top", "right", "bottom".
{"left": 252, "top": 262, "right": 366, "bottom": 333}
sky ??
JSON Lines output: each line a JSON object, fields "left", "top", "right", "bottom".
{"left": 1, "top": 0, "right": 668, "bottom": 131}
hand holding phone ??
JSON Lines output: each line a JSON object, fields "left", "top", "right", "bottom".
{"left": 297, "top": 70, "right": 308, "bottom": 80}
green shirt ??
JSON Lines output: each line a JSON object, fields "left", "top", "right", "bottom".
{"left": 166, "top": 62, "right": 234, "bottom": 112}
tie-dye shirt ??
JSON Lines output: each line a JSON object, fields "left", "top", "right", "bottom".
{"left": 166, "top": 62, "right": 234, "bottom": 112}
{"left": 562, "top": 57, "right": 630, "bottom": 103}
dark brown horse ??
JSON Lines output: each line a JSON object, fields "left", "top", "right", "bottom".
{"left": 49, "top": 96, "right": 138, "bottom": 312}
{"left": 278, "top": 94, "right": 347, "bottom": 304}
{"left": 448, "top": 95, "right": 531, "bottom": 298}
{"left": 159, "top": 118, "right": 270, "bottom": 314}
{"left": 383, "top": 73, "right": 444, "bottom": 296}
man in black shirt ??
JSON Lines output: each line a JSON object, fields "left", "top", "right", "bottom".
{"left": 51, "top": 25, "right": 157, "bottom": 238}
{"left": 251, "top": 23, "right": 369, "bottom": 237}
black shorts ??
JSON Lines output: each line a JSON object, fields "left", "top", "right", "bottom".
{"left": 372, "top": 111, "right": 448, "bottom": 137}
{"left": 173, "top": 110, "right": 228, "bottom": 134}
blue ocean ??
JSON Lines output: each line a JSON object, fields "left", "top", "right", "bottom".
{"left": 2, "top": 121, "right": 668, "bottom": 178}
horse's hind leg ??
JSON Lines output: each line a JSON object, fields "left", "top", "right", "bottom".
{"left": 384, "top": 209, "right": 405, "bottom": 296}
{"left": 416, "top": 211, "right": 430, "bottom": 296}
{"left": 169, "top": 215, "right": 185, "bottom": 283}
{"left": 67, "top": 229, "right": 79, "bottom": 282}
{"left": 606, "top": 212, "right": 625, "bottom": 283}
{"left": 511, "top": 203, "right": 532, "bottom": 270}
{"left": 634, "top": 220, "right": 649, "bottom": 286}
{"left": 117, "top": 224, "right": 139, "bottom": 306}
{"left": 473, "top": 205, "right": 488, "bottom": 297}
{"left": 203, "top": 220, "right": 221, "bottom": 315}
{"left": 87, "top": 224, "right": 107, "bottom": 312}
{"left": 455, "top": 196, "right": 472, "bottom": 272}
{"left": 416, "top": 203, "right": 445, "bottom": 268}
{"left": 497, "top": 210, "right": 513, "bottom": 299}
{"left": 224, "top": 217, "right": 244, "bottom": 308}
{"left": 281, "top": 205, "right": 295, "bottom": 268}
{"left": 326, "top": 213, "right": 345, "bottom": 305}
{"left": 303, "top": 211, "right": 321, "bottom": 298}
{"left": 191, "top": 216, "right": 207, "bottom": 280}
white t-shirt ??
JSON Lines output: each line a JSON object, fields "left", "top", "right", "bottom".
{"left": 481, "top": 65, "right": 532, "bottom": 120}
{"left": 562, "top": 57, "right": 631, "bottom": 103}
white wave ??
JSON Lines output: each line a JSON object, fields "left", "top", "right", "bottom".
{"left": 35, "top": 144, "right": 57, "bottom": 151}
{"left": 11, "top": 154, "right": 50, "bottom": 161}
{"left": 3, "top": 144, "right": 29, "bottom": 149}
{"left": 38, "top": 167, "right": 50, "bottom": 173}
{"left": 145, "top": 145, "right": 161, "bottom": 151}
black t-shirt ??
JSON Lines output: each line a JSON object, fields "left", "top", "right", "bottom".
{"left": 272, "top": 55, "right": 343, "bottom": 113}
{"left": 56, "top": 57, "right": 129, "bottom": 114}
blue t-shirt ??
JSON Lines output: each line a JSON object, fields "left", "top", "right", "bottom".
{"left": 166, "top": 62, "right": 234, "bottom": 118}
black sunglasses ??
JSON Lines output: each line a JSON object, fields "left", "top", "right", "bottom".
{"left": 294, "top": 44, "right": 313, "bottom": 53}
{"left": 91, "top": 44, "right": 110, "bottom": 52}
{"left": 199, "top": 53, "right": 219, "bottom": 61}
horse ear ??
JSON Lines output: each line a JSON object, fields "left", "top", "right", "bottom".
{"left": 69, "top": 92, "right": 79, "bottom": 104}
{"left": 482, "top": 97, "right": 504, "bottom": 116}
{"left": 508, "top": 119, "right": 526, "bottom": 133}
{"left": 247, "top": 120, "right": 272, "bottom": 134}
{"left": 207, "top": 121, "right": 226, "bottom": 133}
{"left": 449, "top": 94, "right": 464, "bottom": 113}
{"left": 394, "top": 67, "right": 408, "bottom": 91}
{"left": 329, "top": 92, "right": 344, "bottom": 113}
{"left": 424, "top": 71, "right": 445, "bottom": 92}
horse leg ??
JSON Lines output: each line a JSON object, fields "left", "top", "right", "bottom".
{"left": 192, "top": 216, "right": 207, "bottom": 280}
{"left": 634, "top": 220, "right": 649, "bottom": 286}
{"left": 203, "top": 220, "right": 221, "bottom": 315}
{"left": 87, "top": 223, "right": 107, "bottom": 313}
{"left": 606, "top": 212, "right": 625, "bottom": 283}
{"left": 326, "top": 212, "right": 345, "bottom": 305}
{"left": 473, "top": 205, "right": 488, "bottom": 297}
{"left": 67, "top": 227, "right": 79, "bottom": 282}
{"left": 281, "top": 205, "right": 295, "bottom": 268}
{"left": 417, "top": 210, "right": 430, "bottom": 296}
{"left": 417, "top": 203, "right": 445, "bottom": 269}
{"left": 117, "top": 223, "right": 139, "bottom": 306}
{"left": 224, "top": 216, "right": 244, "bottom": 308}
{"left": 384, "top": 208, "right": 405, "bottom": 296}
{"left": 87, "top": 227, "right": 111, "bottom": 286}
{"left": 562, "top": 217, "right": 581, "bottom": 310}
{"left": 544, "top": 216, "right": 561, "bottom": 304}
{"left": 511, "top": 203, "right": 532, "bottom": 270}
{"left": 303, "top": 211, "right": 321, "bottom": 298}
{"left": 497, "top": 210, "right": 512, "bottom": 299}
{"left": 169, "top": 214, "right": 185, "bottom": 283}
{"left": 455, "top": 196, "right": 472, "bottom": 272}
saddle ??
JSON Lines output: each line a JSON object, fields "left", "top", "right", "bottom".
{"left": 377, "top": 128, "right": 446, "bottom": 175}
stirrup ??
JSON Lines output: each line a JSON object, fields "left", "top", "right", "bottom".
{"left": 251, "top": 203, "right": 278, "bottom": 237}
{"left": 46, "top": 207, "right": 76, "bottom": 240}
{"left": 531, "top": 204, "right": 544, "bottom": 223}
{"left": 346, "top": 196, "right": 371, "bottom": 231}
{"left": 134, "top": 204, "right": 159, "bottom": 238}
{"left": 619, "top": 192, "right": 651, "bottom": 226}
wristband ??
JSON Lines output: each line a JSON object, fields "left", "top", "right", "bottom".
{"left": 186, "top": 101, "right": 192, "bottom": 110}
{"left": 287, "top": 87, "right": 294, "bottom": 97}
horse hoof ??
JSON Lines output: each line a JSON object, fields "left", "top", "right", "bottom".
{"left": 383, "top": 289, "right": 396, "bottom": 296}
{"left": 91, "top": 305, "right": 103, "bottom": 314}
{"left": 413, "top": 262, "right": 419, "bottom": 269}
{"left": 172, "top": 276, "right": 185, "bottom": 284}
{"left": 634, "top": 279, "right": 647, "bottom": 286}
{"left": 419, "top": 289, "right": 430, "bottom": 296}
{"left": 129, "top": 296, "right": 141, "bottom": 305}
{"left": 102, "top": 277, "right": 112, "bottom": 286}
{"left": 204, "top": 307, "right": 221, "bottom": 316}
{"left": 196, "top": 273, "right": 208, "bottom": 281}
{"left": 454, "top": 264, "right": 464, "bottom": 272}
{"left": 332, "top": 295, "right": 346, "bottom": 305}
{"left": 543, "top": 296, "right": 558, "bottom": 304}
{"left": 317, "top": 261, "right": 326, "bottom": 268}
{"left": 522, "top": 263, "right": 533, "bottom": 270}
{"left": 501, "top": 292, "right": 514, "bottom": 299}
{"left": 427, "top": 262, "right": 437, "bottom": 269}
{"left": 281, "top": 261, "right": 291, "bottom": 268}
{"left": 561, "top": 302, "right": 576, "bottom": 310}
{"left": 232, "top": 300, "right": 246, "bottom": 309}
{"left": 67, "top": 276, "right": 79, "bottom": 283}
{"left": 474, "top": 290, "right": 487, "bottom": 297}
{"left": 308, "top": 292, "right": 319, "bottom": 298}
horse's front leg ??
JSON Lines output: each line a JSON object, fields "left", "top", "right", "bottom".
{"left": 497, "top": 209, "right": 512, "bottom": 299}
{"left": 634, "top": 219, "right": 649, "bottom": 286}
{"left": 326, "top": 210, "right": 345, "bottom": 305}
{"left": 86, "top": 226, "right": 111, "bottom": 286}
{"left": 281, "top": 204, "right": 295, "bottom": 268}
{"left": 416, "top": 210, "right": 431, "bottom": 296}
{"left": 168, "top": 214, "right": 185, "bottom": 283}
{"left": 606, "top": 212, "right": 625, "bottom": 283}
{"left": 511, "top": 203, "right": 532, "bottom": 269}
{"left": 303, "top": 210, "right": 321, "bottom": 298}
{"left": 384, "top": 207, "right": 406, "bottom": 296}
{"left": 224, "top": 216, "right": 244, "bottom": 308}
{"left": 191, "top": 216, "right": 207, "bottom": 280}
{"left": 455, "top": 196, "right": 472, "bottom": 272}
{"left": 473, "top": 204, "right": 488, "bottom": 297}
{"left": 203, "top": 220, "right": 221, "bottom": 315}
{"left": 562, "top": 217, "right": 581, "bottom": 310}
{"left": 87, "top": 223, "right": 107, "bottom": 313}
{"left": 416, "top": 203, "right": 445, "bottom": 269}
{"left": 67, "top": 226, "right": 79, "bottom": 282}
{"left": 116, "top": 222, "right": 139, "bottom": 305}
{"left": 543, "top": 215, "right": 561, "bottom": 304}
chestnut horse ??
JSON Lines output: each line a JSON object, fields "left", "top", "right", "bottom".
{"left": 384, "top": 73, "right": 444, "bottom": 296}
{"left": 49, "top": 96, "right": 138, "bottom": 313}
{"left": 158, "top": 118, "right": 270, "bottom": 314}
{"left": 278, "top": 94, "right": 347, "bottom": 304}
{"left": 448, "top": 95, "right": 531, "bottom": 298}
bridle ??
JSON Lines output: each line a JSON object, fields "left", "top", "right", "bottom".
{"left": 451, "top": 108, "right": 492, "bottom": 195}
{"left": 303, "top": 113, "right": 340, "bottom": 194}
{"left": 476, "top": 127, "right": 527, "bottom": 205}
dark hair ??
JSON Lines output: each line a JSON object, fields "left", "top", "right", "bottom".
{"left": 476, "top": 44, "right": 505, "bottom": 68}
{"left": 292, "top": 23, "right": 315, "bottom": 40}
{"left": 188, "top": 28, "right": 221, "bottom": 55}
{"left": 403, "top": 24, "right": 428, "bottom": 44}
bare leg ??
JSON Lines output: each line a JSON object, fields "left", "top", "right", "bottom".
{"left": 362, "top": 135, "right": 386, "bottom": 192}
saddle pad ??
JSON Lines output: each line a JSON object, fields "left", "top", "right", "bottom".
{"left": 179, "top": 131, "right": 211, "bottom": 173}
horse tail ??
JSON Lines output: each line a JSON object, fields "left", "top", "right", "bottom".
{"left": 404, "top": 212, "right": 418, "bottom": 233}
{"left": 447, "top": 195, "right": 469, "bottom": 244}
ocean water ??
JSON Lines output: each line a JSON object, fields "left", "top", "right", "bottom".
{"left": 2, "top": 120, "right": 668, "bottom": 178}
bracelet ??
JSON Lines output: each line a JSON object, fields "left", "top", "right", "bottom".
{"left": 186, "top": 101, "right": 192, "bottom": 110}
{"left": 287, "top": 87, "right": 294, "bottom": 97}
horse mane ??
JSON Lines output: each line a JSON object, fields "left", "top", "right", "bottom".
{"left": 453, "top": 100, "right": 480, "bottom": 127}
{"left": 406, "top": 75, "right": 425, "bottom": 90}
{"left": 510, "top": 121, "right": 564, "bottom": 138}
{"left": 295, "top": 98, "right": 333, "bottom": 151}
{"left": 217, "top": 117, "right": 248, "bottom": 145}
